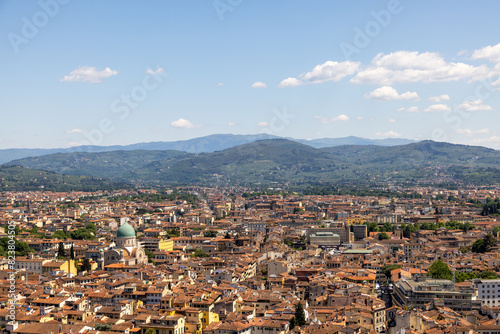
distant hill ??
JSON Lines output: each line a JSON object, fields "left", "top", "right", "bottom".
{"left": 0, "top": 134, "right": 415, "bottom": 164}
{"left": 5, "top": 150, "right": 190, "bottom": 186}
{"left": 294, "top": 136, "right": 416, "bottom": 148}
{"left": 0, "top": 166, "right": 130, "bottom": 192}
{"left": 6, "top": 139, "right": 500, "bottom": 188}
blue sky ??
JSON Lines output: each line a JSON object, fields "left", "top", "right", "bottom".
{"left": 2, "top": 0, "right": 500, "bottom": 149}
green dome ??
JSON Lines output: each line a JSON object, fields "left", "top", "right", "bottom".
{"left": 117, "top": 222, "right": 136, "bottom": 238}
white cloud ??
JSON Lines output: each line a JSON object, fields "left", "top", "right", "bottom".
{"left": 471, "top": 136, "right": 500, "bottom": 148}
{"left": 257, "top": 121, "right": 269, "bottom": 127}
{"left": 66, "top": 129, "right": 83, "bottom": 134}
{"left": 424, "top": 104, "right": 450, "bottom": 112}
{"left": 357, "top": 116, "right": 364, "bottom": 120}
{"left": 217, "top": 82, "right": 224, "bottom": 86}
{"left": 429, "top": 94, "right": 450, "bottom": 103}
{"left": 375, "top": 131, "right": 401, "bottom": 138}
{"left": 405, "top": 106, "right": 420, "bottom": 113}
{"left": 276, "top": 45, "right": 500, "bottom": 89}
{"left": 171, "top": 118, "right": 198, "bottom": 129}
{"left": 471, "top": 43, "right": 500, "bottom": 63}
{"left": 67, "top": 141, "right": 80, "bottom": 147}
{"left": 351, "top": 51, "right": 492, "bottom": 85}
{"left": 251, "top": 81, "right": 267, "bottom": 88}
{"left": 227, "top": 121, "right": 237, "bottom": 127}
{"left": 364, "top": 86, "right": 419, "bottom": 101}
{"left": 455, "top": 128, "right": 489, "bottom": 136}
{"left": 145, "top": 67, "right": 165, "bottom": 75}
{"left": 372, "top": 51, "right": 446, "bottom": 69}
{"left": 278, "top": 77, "right": 302, "bottom": 88}
{"left": 458, "top": 99, "right": 492, "bottom": 111}
{"left": 398, "top": 106, "right": 420, "bottom": 113}
{"left": 314, "top": 114, "right": 349, "bottom": 124}
{"left": 301, "top": 61, "right": 361, "bottom": 84}
{"left": 313, "top": 116, "right": 329, "bottom": 124}
{"left": 332, "top": 114, "right": 349, "bottom": 122}
{"left": 492, "top": 78, "right": 500, "bottom": 90}
{"left": 60, "top": 66, "right": 118, "bottom": 83}
{"left": 388, "top": 118, "right": 396, "bottom": 123}
{"left": 278, "top": 60, "right": 360, "bottom": 88}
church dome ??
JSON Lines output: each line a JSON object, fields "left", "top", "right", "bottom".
{"left": 117, "top": 222, "right": 136, "bottom": 238}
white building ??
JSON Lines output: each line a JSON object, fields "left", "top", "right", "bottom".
{"left": 475, "top": 279, "right": 500, "bottom": 306}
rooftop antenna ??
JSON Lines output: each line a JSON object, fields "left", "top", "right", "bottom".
{"left": 251, "top": 222, "right": 253, "bottom": 246}
{"left": 452, "top": 253, "right": 456, "bottom": 284}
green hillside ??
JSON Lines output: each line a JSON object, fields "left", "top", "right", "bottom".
{"left": 5, "top": 139, "right": 500, "bottom": 188}
{"left": 6, "top": 150, "right": 190, "bottom": 186}
{"left": 0, "top": 166, "right": 131, "bottom": 192}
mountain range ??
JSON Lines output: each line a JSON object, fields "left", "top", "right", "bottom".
{"left": 0, "top": 134, "right": 416, "bottom": 164}
{"left": 5, "top": 139, "right": 500, "bottom": 189}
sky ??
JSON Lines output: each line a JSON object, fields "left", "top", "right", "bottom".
{"left": 2, "top": 0, "right": 500, "bottom": 149}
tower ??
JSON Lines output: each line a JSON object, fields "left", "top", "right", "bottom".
{"left": 98, "top": 249, "right": 104, "bottom": 270}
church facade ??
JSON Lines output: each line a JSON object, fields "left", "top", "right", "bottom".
{"left": 98, "top": 222, "right": 148, "bottom": 269}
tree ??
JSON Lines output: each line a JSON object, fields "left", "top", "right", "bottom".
{"left": 472, "top": 234, "right": 496, "bottom": 253}
{"left": 383, "top": 222, "right": 395, "bottom": 232}
{"left": 95, "top": 324, "right": 112, "bottom": 331}
{"left": 294, "top": 302, "right": 306, "bottom": 326}
{"left": 0, "top": 237, "right": 34, "bottom": 257}
{"left": 30, "top": 226, "right": 39, "bottom": 235}
{"left": 224, "top": 232, "right": 231, "bottom": 239}
{"left": 459, "top": 246, "right": 470, "bottom": 253}
{"left": 80, "top": 258, "right": 92, "bottom": 272}
{"left": 145, "top": 249, "right": 156, "bottom": 264}
{"left": 70, "top": 227, "right": 95, "bottom": 240}
{"left": 289, "top": 317, "right": 296, "bottom": 330}
{"left": 378, "top": 232, "right": 389, "bottom": 240}
{"left": 477, "top": 271, "right": 500, "bottom": 279}
{"left": 52, "top": 230, "right": 67, "bottom": 240}
{"left": 484, "top": 234, "right": 496, "bottom": 248}
{"left": 382, "top": 264, "right": 401, "bottom": 279}
{"left": 192, "top": 249, "right": 209, "bottom": 258}
{"left": 144, "top": 329, "right": 156, "bottom": 334}
{"left": 427, "top": 259, "right": 452, "bottom": 280}
{"left": 70, "top": 244, "right": 75, "bottom": 260}
{"left": 85, "top": 223, "right": 97, "bottom": 233}
{"left": 57, "top": 242, "right": 66, "bottom": 259}
{"left": 204, "top": 230, "right": 218, "bottom": 238}
{"left": 365, "top": 222, "right": 379, "bottom": 233}
{"left": 493, "top": 226, "right": 500, "bottom": 237}
{"left": 472, "top": 239, "right": 487, "bottom": 253}
{"left": 136, "top": 208, "right": 150, "bottom": 215}
{"left": 461, "top": 222, "right": 473, "bottom": 233}
{"left": 456, "top": 272, "right": 476, "bottom": 283}
{"left": 401, "top": 224, "right": 411, "bottom": 238}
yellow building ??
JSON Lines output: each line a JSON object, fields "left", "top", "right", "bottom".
{"left": 184, "top": 307, "right": 204, "bottom": 334}
{"left": 191, "top": 297, "right": 220, "bottom": 330}
{"left": 140, "top": 315, "right": 185, "bottom": 334}
{"left": 159, "top": 239, "right": 174, "bottom": 251}
{"left": 345, "top": 217, "right": 367, "bottom": 225}
{"left": 42, "top": 260, "right": 78, "bottom": 276}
